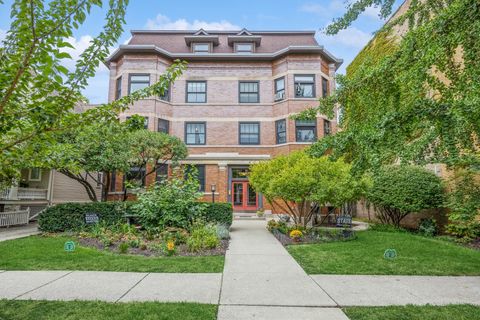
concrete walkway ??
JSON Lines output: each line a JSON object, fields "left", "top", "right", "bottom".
{"left": 0, "top": 220, "right": 479, "bottom": 319}
{"left": 0, "top": 223, "right": 40, "bottom": 242}
{"left": 218, "top": 220, "right": 347, "bottom": 319}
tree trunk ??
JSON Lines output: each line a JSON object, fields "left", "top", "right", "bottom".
{"left": 59, "top": 169, "right": 98, "bottom": 202}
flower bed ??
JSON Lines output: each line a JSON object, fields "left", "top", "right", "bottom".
{"left": 68, "top": 221, "right": 230, "bottom": 257}
{"left": 267, "top": 220, "right": 356, "bottom": 246}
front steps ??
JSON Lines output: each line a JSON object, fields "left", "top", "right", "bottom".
{"left": 234, "top": 212, "right": 266, "bottom": 220}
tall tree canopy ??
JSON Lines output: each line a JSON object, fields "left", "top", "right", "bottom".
{"left": 300, "top": 0, "right": 480, "bottom": 173}
{"left": 0, "top": 0, "right": 186, "bottom": 186}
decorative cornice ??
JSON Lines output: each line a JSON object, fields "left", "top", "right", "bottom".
{"left": 105, "top": 45, "right": 343, "bottom": 69}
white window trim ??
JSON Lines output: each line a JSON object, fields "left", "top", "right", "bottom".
{"left": 235, "top": 42, "right": 255, "bottom": 53}
{"left": 28, "top": 168, "right": 42, "bottom": 181}
{"left": 192, "top": 42, "right": 211, "bottom": 54}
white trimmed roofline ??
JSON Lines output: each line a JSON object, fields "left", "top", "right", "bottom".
{"left": 130, "top": 30, "right": 318, "bottom": 35}
{"left": 105, "top": 44, "right": 343, "bottom": 70}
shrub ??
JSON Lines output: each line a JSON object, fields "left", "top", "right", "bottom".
{"left": 187, "top": 223, "right": 219, "bottom": 252}
{"left": 200, "top": 202, "right": 233, "bottom": 227}
{"left": 368, "top": 165, "right": 444, "bottom": 227}
{"left": 39, "top": 202, "right": 136, "bottom": 233}
{"left": 446, "top": 169, "right": 480, "bottom": 242}
{"left": 134, "top": 176, "right": 204, "bottom": 233}
{"left": 418, "top": 218, "right": 438, "bottom": 237}
{"left": 216, "top": 224, "right": 230, "bottom": 240}
{"left": 118, "top": 242, "right": 129, "bottom": 254}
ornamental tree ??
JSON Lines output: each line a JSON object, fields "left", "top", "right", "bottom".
{"left": 49, "top": 120, "right": 134, "bottom": 202}
{"left": 0, "top": 0, "right": 186, "bottom": 186}
{"left": 249, "top": 151, "right": 368, "bottom": 226}
{"left": 122, "top": 129, "right": 188, "bottom": 200}
{"left": 367, "top": 165, "right": 444, "bottom": 227}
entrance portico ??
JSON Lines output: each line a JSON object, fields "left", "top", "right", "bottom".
{"left": 184, "top": 152, "right": 268, "bottom": 212}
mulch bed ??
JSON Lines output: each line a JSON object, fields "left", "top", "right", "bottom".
{"left": 271, "top": 228, "right": 357, "bottom": 246}
{"left": 78, "top": 237, "right": 229, "bottom": 257}
{"left": 467, "top": 238, "right": 480, "bottom": 251}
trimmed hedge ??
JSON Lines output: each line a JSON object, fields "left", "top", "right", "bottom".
{"left": 39, "top": 201, "right": 233, "bottom": 233}
{"left": 39, "top": 202, "right": 136, "bottom": 232}
{"left": 201, "top": 202, "right": 233, "bottom": 227}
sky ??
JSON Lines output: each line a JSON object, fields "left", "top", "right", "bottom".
{"left": 0, "top": 0, "right": 402, "bottom": 104}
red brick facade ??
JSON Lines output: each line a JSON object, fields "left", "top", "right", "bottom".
{"left": 106, "top": 29, "right": 341, "bottom": 213}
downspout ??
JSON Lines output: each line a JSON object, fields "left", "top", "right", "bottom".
{"left": 47, "top": 169, "right": 55, "bottom": 206}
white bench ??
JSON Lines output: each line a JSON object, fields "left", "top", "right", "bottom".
{"left": 0, "top": 208, "right": 30, "bottom": 227}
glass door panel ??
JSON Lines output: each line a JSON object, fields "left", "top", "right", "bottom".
{"left": 233, "top": 183, "right": 244, "bottom": 206}
{"left": 247, "top": 184, "right": 257, "bottom": 206}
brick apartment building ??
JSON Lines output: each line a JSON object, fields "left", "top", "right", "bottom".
{"left": 105, "top": 28, "right": 342, "bottom": 212}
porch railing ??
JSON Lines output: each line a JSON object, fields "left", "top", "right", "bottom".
{"left": 0, "top": 208, "right": 30, "bottom": 227}
{"left": 0, "top": 187, "right": 48, "bottom": 200}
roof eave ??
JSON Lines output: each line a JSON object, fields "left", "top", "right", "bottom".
{"left": 105, "top": 45, "right": 343, "bottom": 69}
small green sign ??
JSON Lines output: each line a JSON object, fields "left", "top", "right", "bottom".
{"left": 64, "top": 241, "right": 76, "bottom": 252}
{"left": 384, "top": 249, "right": 397, "bottom": 260}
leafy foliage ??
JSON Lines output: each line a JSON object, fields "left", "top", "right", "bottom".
{"left": 186, "top": 222, "right": 220, "bottom": 253}
{"left": 418, "top": 218, "right": 438, "bottom": 237}
{"left": 367, "top": 166, "right": 444, "bottom": 227}
{"left": 38, "top": 201, "right": 136, "bottom": 233}
{"left": 249, "top": 151, "right": 369, "bottom": 226}
{"left": 133, "top": 176, "right": 204, "bottom": 233}
{"left": 200, "top": 202, "right": 233, "bottom": 227}
{"left": 0, "top": 0, "right": 186, "bottom": 186}
{"left": 125, "top": 129, "right": 188, "bottom": 190}
{"left": 446, "top": 169, "right": 480, "bottom": 241}
{"left": 304, "top": 0, "right": 480, "bottom": 174}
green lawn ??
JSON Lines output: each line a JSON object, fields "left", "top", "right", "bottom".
{"left": 344, "top": 304, "right": 480, "bottom": 320}
{"left": 0, "top": 300, "right": 217, "bottom": 320}
{"left": 0, "top": 236, "right": 224, "bottom": 273}
{"left": 288, "top": 230, "right": 480, "bottom": 275}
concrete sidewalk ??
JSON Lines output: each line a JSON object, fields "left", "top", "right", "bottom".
{"left": 0, "top": 220, "right": 479, "bottom": 320}
{"left": 0, "top": 223, "right": 40, "bottom": 242}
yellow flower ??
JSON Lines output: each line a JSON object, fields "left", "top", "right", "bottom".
{"left": 289, "top": 229, "right": 303, "bottom": 239}
{"left": 166, "top": 240, "right": 175, "bottom": 251}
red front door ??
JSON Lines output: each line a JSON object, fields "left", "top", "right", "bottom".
{"left": 232, "top": 181, "right": 257, "bottom": 211}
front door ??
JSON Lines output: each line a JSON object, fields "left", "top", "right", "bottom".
{"left": 232, "top": 181, "right": 257, "bottom": 211}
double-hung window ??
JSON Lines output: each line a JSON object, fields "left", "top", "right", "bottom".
{"left": 156, "top": 164, "right": 168, "bottom": 183}
{"left": 115, "top": 77, "right": 122, "bottom": 100}
{"left": 274, "top": 77, "right": 285, "bottom": 101}
{"left": 295, "top": 120, "right": 317, "bottom": 142}
{"left": 239, "top": 122, "right": 260, "bottom": 145}
{"left": 322, "top": 77, "right": 329, "bottom": 98}
{"left": 185, "top": 122, "right": 206, "bottom": 145}
{"left": 157, "top": 119, "right": 169, "bottom": 134}
{"left": 294, "top": 75, "right": 315, "bottom": 98}
{"left": 275, "top": 119, "right": 287, "bottom": 144}
{"left": 239, "top": 81, "right": 259, "bottom": 103}
{"left": 235, "top": 43, "right": 254, "bottom": 53}
{"left": 186, "top": 81, "right": 207, "bottom": 103}
{"left": 129, "top": 74, "right": 150, "bottom": 94}
{"left": 324, "top": 119, "right": 331, "bottom": 136}
{"left": 193, "top": 43, "right": 210, "bottom": 54}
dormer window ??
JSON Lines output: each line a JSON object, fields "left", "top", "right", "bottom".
{"left": 192, "top": 43, "right": 210, "bottom": 54}
{"left": 235, "top": 43, "right": 254, "bottom": 53}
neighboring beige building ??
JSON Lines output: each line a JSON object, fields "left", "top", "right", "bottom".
{"left": 0, "top": 168, "right": 101, "bottom": 215}
{"left": 105, "top": 29, "right": 342, "bottom": 212}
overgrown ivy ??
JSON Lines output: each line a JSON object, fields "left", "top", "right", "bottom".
{"left": 299, "top": 0, "right": 480, "bottom": 174}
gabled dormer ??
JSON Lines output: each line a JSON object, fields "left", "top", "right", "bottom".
{"left": 185, "top": 29, "right": 219, "bottom": 54}
{"left": 228, "top": 29, "right": 261, "bottom": 53}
